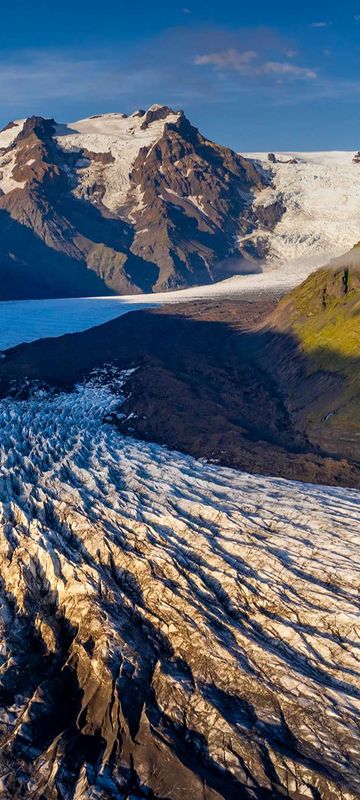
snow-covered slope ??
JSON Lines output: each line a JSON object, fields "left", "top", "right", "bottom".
{"left": 0, "top": 375, "right": 359, "bottom": 797}
{"left": 0, "top": 119, "right": 27, "bottom": 194}
{"left": 0, "top": 118, "right": 25, "bottom": 148}
{"left": 56, "top": 106, "right": 180, "bottom": 210}
{"left": 241, "top": 150, "right": 360, "bottom": 271}
{"left": 0, "top": 106, "right": 266, "bottom": 298}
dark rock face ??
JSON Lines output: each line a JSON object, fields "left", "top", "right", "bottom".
{"left": 140, "top": 103, "right": 175, "bottom": 129}
{"left": 0, "top": 116, "right": 156, "bottom": 298}
{"left": 128, "top": 114, "right": 265, "bottom": 290}
{"left": 252, "top": 199, "right": 286, "bottom": 230}
{"left": 0, "top": 107, "right": 278, "bottom": 299}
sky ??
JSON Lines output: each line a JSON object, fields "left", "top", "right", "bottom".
{"left": 1, "top": 0, "right": 360, "bottom": 150}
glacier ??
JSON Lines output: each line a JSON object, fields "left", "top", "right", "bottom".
{"left": 241, "top": 150, "right": 360, "bottom": 267}
{"left": 0, "top": 372, "right": 358, "bottom": 797}
{"left": 0, "top": 266, "right": 321, "bottom": 352}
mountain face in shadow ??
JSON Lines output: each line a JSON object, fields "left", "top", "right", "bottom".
{"left": 0, "top": 109, "right": 274, "bottom": 300}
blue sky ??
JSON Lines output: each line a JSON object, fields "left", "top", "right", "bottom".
{"left": 1, "top": 0, "right": 360, "bottom": 149}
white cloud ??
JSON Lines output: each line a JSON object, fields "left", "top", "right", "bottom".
{"left": 194, "top": 48, "right": 317, "bottom": 81}
{"left": 309, "top": 21, "right": 329, "bottom": 28}
{"left": 262, "top": 61, "right": 317, "bottom": 79}
{"left": 194, "top": 49, "right": 257, "bottom": 70}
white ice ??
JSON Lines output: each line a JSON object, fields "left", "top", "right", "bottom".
{"left": 0, "top": 267, "right": 305, "bottom": 352}
{"left": 0, "top": 377, "right": 358, "bottom": 795}
{"left": 241, "top": 150, "right": 360, "bottom": 266}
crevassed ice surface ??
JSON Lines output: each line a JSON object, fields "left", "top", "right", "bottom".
{"left": 0, "top": 375, "right": 359, "bottom": 798}
{"left": 241, "top": 151, "right": 360, "bottom": 265}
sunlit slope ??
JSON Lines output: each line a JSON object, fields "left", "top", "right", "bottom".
{"left": 271, "top": 255, "right": 360, "bottom": 458}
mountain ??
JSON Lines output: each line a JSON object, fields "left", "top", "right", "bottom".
{"left": 0, "top": 107, "right": 271, "bottom": 300}
{"left": 2, "top": 120, "right": 360, "bottom": 301}
{"left": 268, "top": 253, "right": 360, "bottom": 462}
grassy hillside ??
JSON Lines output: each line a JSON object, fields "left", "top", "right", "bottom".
{"left": 271, "top": 257, "right": 360, "bottom": 459}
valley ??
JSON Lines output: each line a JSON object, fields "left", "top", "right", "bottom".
{"left": 0, "top": 107, "right": 359, "bottom": 800}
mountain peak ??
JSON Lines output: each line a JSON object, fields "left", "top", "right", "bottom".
{"left": 140, "top": 104, "right": 180, "bottom": 129}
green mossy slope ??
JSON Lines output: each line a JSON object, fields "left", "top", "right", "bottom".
{"left": 272, "top": 258, "right": 360, "bottom": 459}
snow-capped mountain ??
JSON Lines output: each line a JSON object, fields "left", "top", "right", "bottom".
{"left": 55, "top": 107, "right": 181, "bottom": 211}
{"left": 2, "top": 107, "right": 360, "bottom": 301}
{"left": 0, "top": 107, "right": 266, "bottom": 300}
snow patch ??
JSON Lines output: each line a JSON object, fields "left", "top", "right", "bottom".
{"left": 0, "top": 119, "right": 25, "bottom": 150}
{"left": 0, "top": 150, "right": 26, "bottom": 194}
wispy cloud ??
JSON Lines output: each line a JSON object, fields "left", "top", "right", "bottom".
{"left": 194, "top": 48, "right": 317, "bottom": 80}
{"left": 195, "top": 49, "right": 257, "bottom": 69}
{"left": 262, "top": 61, "right": 317, "bottom": 79}
{"left": 309, "top": 21, "right": 329, "bottom": 28}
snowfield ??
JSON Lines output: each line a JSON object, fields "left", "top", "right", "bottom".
{"left": 0, "top": 119, "right": 27, "bottom": 194}
{"left": 242, "top": 150, "right": 360, "bottom": 267}
{"left": 56, "top": 108, "right": 180, "bottom": 211}
{"left": 0, "top": 375, "right": 359, "bottom": 797}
